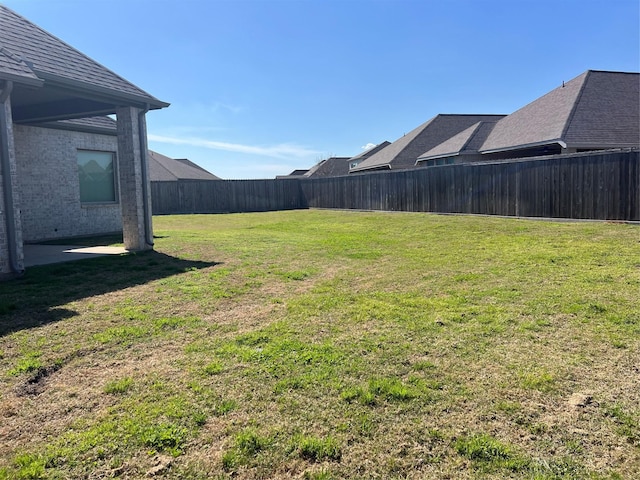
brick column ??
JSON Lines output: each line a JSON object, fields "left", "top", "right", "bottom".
{"left": 0, "top": 87, "right": 24, "bottom": 276}
{"left": 116, "top": 106, "right": 153, "bottom": 251}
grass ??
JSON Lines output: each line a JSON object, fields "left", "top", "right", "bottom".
{"left": 103, "top": 377, "right": 134, "bottom": 395}
{"left": 0, "top": 210, "right": 638, "bottom": 479}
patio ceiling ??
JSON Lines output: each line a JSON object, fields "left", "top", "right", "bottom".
{"left": 10, "top": 74, "right": 168, "bottom": 124}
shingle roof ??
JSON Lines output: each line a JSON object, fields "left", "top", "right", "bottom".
{"left": 148, "top": 151, "right": 220, "bottom": 181}
{"left": 417, "top": 119, "right": 504, "bottom": 161}
{"left": 351, "top": 114, "right": 505, "bottom": 172}
{"left": 563, "top": 71, "right": 639, "bottom": 147}
{"left": 0, "top": 46, "right": 42, "bottom": 85}
{"left": 348, "top": 141, "right": 391, "bottom": 162}
{"left": 479, "top": 70, "right": 640, "bottom": 153}
{"left": 0, "top": 5, "right": 167, "bottom": 108}
{"left": 304, "top": 157, "right": 351, "bottom": 178}
{"left": 288, "top": 169, "right": 309, "bottom": 176}
{"left": 52, "top": 116, "right": 118, "bottom": 133}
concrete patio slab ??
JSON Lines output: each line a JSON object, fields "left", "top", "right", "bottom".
{"left": 23, "top": 245, "right": 129, "bottom": 267}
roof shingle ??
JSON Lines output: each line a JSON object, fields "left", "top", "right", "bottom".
{"left": 148, "top": 151, "right": 220, "bottom": 181}
{"left": 352, "top": 114, "right": 505, "bottom": 172}
{"left": 0, "top": 46, "right": 42, "bottom": 85}
{"left": 304, "top": 157, "right": 351, "bottom": 178}
{"left": 479, "top": 70, "right": 640, "bottom": 153}
{"left": 417, "top": 119, "right": 503, "bottom": 161}
{"left": 0, "top": 5, "right": 166, "bottom": 107}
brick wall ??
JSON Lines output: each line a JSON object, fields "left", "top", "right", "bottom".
{"left": 13, "top": 124, "right": 122, "bottom": 242}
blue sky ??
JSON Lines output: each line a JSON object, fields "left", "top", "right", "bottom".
{"left": 4, "top": 0, "right": 640, "bottom": 179}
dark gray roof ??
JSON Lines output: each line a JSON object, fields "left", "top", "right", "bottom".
{"left": 564, "top": 71, "right": 639, "bottom": 147}
{"left": 0, "top": 46, "right": 43, "bottom": 85}
{"left": 348, "top": 141, "right": 391, "bottom": 162}
{"left": 352, "top": 114, "right": 506, "bottom": 172}
{"left": 38, "top": 116, "right": 118, "bottom": 135}
{"left": 288, "top": 169, "right": 310, "bottom": 176}
{"left": 0, "top": 6, "right": 162, "bottom": 102}
{"left": 174, "top": 158, "right": 216, "bottom": 174}
{"left": 148, "top": 150, "right": 220, "bottom": 181}
{"left": 417, "top": 119, "right": 504, "bottom": 161}
{"left": 480, "top": 70, "right": 640, "bottom": 153}
{"left": 304, "top": 157, "right": 351, "bottom": 178}
{"left": 275, "top": 169, "right": 309, "bottom": 179}
{"left": 0, "top": 5, "right": 167, "bottom": 109}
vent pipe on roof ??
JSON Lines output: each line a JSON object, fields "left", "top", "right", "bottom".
{"left": 0, "top": 80, "right": 23, "bottom": 275}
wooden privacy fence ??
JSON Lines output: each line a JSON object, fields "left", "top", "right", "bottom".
{"left": 151, "top": 149, "right": 639, "bottom": 221}
{"left": 150, "top": 178, "right": 306, "bottom": 214}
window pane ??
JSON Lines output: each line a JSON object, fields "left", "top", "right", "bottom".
{"left": 77, "top": 150, "right": 116, "bottom": 203}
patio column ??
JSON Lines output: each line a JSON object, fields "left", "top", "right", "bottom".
{"left": 0, "top": 82, "right": 24, "bottom": 276}
{"left": 116, "top": 106, "right": 153, "bottom": 251}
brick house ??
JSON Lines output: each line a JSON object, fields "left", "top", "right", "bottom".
{"left": 0, "top": 6, "right": 168, "bottom": 276}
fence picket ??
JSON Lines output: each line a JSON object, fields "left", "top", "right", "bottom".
{"left": 151, "top": 150, "right": 639, "bottom": 221}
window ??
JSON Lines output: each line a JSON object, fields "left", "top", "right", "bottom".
{"left": 77, "top": 150, "right": 117, "bottom": 203}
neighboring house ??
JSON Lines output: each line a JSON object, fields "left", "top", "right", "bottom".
{"left": 279, "top": 144, "right": 392, "bottom": 179}
{"left": 417, "top": 70, "right": 639, "bottom": 166}
{"left": 348, "top": 141, "right": 391, "bottom": 171}
{"left": 476, "top": 70, "right": 639, "bottom": 160}
{"left": 416, "top": 120, "right": 503, "bottom": 166}
{"left": 276, "top": 169, "right": 309, "bottom": 179}
{"left": 304, "top": 157, "right": 351, "bottom": 178}
{"left": 0, "top": 5, "right": 168, "bottom": 276}
{"left": 148, "top": 150, "right": 220, "bottom": 182}
{"left": 350, "top": 114, "right": 506, "bottom": 173}
{"left": 284, "top": 70, "right": 638, "bottom": 177}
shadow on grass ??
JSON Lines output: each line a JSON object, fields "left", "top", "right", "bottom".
{"left": 0, "top": 250, "right": 219, "bottom": 337}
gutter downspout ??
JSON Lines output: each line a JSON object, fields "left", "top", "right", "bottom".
{"left": 138, "top": 104, "right": 154, "bottom": 247}
{"left": 0, "top": 80, "right": 23, "bottom": 275}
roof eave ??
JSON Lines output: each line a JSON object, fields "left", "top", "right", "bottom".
{"left": 349, "top": 163, "right": 391, "bottom": 173}
{"left": 479, "top": 139, "right": 567, "bottom": 155}
{"left": 0, "top": 72, "right": 44, "bottom": 88}
{"left": 416, "top": 152, "right": 460, "bottom": 163}
{"left": 35, "top": 70, "right": 169, "bottom": 110}
{"left": 566, "top": 142, "right": 640, "bottom": 149}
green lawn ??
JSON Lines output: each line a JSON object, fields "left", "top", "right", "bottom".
{"left": 0, "top": 210, "right": 638, "bottom": 479}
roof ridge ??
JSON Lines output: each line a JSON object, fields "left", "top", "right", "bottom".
{"left": 393, "top": 115, "right": 439, "bottom": 157}
{"left": 457, "top": 122, "right": 483, "bottom": 151}
{"left": 436, "top": 113, "right": 507, "bottom": 117}
{"left": 586, "top": 69, "right": 639, "bottom": 75}
{"left": 148, "top": 152, "right": 178, "bottom": 180}
{"left": 560, "top": 71, "right": 591, "bottom": 141}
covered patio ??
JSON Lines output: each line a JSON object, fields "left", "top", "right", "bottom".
{"left": 23, "top": 244, "right": 129, "bottom": 268}
{"left": 0, "top": 5, "right": 168, "bottom": 277}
